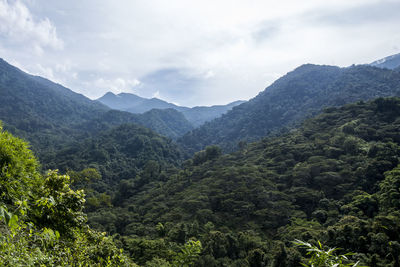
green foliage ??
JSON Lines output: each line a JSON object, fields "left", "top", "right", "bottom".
{"left": 378, "top": 165, "right": 400, "bottom": 213}
{"left": 68, "top": 168, "right": 102, "bottom": 184}
{"left": 45, "top": 123, "right": 183, "bottom": 185}
{"left": 3, "top": 54, "right": 400, "bottom": 266}
{"left": 32, "top": 170, "right": 87, "bottom": 235}
{"left": 0, "top": 123, "right": 41, "bottom": 204}
{"left": 192, "top": 145, "right": 222, "bottom": 165}
{"left": 86, "top": 98, "right": 400, "bottom": 266}
{"left": 173, "top": 239, "right": 202, "bottom": 267}
{"left": 294, "top": 240, "right": 361, "bottom": 267}
{"left": 0, "top": 124, "right": 135, "bottom": 266}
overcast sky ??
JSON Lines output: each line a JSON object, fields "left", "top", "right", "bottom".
{"left": 1, "top": 0, "right": 400, "bottom": 106}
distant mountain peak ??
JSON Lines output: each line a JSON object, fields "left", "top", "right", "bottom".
{"left": 370, "top": 53, "right": 400, "bottom": 70}
{"left": 102, "top": 92, "right": 117, "bottom": 98}
{"left": 97, "top": 91, "right": 246, "bottom": 127}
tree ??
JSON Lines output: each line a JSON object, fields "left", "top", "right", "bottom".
{"left": 294, "top": 240, "right": 362, "bottom": 267}
{"left": 0, "top": 123, "right": 135, "bottom": 266}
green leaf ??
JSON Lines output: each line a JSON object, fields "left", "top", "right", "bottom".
{"left": 8, "top": 214, "right": 19, "bottom": 230}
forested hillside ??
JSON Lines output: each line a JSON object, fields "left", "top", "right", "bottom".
{"left": 2, "top": 56, "right": 400, "bottom": 266}
{"left": 0, "top": 58, "right": 193, "bottom": 161}
{"left": 81, "top": 97, "right": 400, "bottom": 266}
{"left": 44, "top": 123, "right": 184, "bottom": 187}
{"left": 0, "top": 122, "right": 206, "bottom": 266}
{"left": 80, "top": 108, "right": 194, "bottom": 140}
{"left": 179, "top": 64, "right": 400, "bottom": 153}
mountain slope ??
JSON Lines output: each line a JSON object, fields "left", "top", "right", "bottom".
{"left": 139, "top": 108, "right": 194, "bottom": 138}
{"left": 182, "top": 100, "right": 245, "bottom": 127}
{"left": 98, "top": 92, "right": 178, "bottom": 113}
{"left": 370, "top": 52, "right": 400, "bottom": 69}
{"left": 0, "top": 58, "right": 108, "bottom": 130}
{"left": 45, "top": 123, "right": 184, "bottom": 185}
{"left": 90, "top": 97, "right": 400, "bottom": 266}
{"left": 178, "top": 64, "right": 400, "bottom": 153}
{"left": 0, "top": 58, "right": 194, "bottom": 148}
{"left": 76, "top": 108, "right": 194, "bottom": 140}
{"left": 97, "top": 92, "right": 245, "bottom": 127}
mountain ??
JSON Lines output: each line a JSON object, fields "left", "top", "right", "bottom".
{"left": 98, "top": 92, "right": 177, "bottom": 112}
{"left": 0, "top": 58, "right": 108, "bottom": 130}
{"left": 0, "top": 58, "right": 194, "bottom": 148}
{"left": 88, "top": 97, "right": 400, "bottom": 266}
{"left": 0, "top": 58, "right": 114, "bottom": 158}
{"left": 370, "top": 52, "right": 400, "bottom": 69}
{"left": 138, "top": 108, "right": 194, "bottom": 138}
{"left": 0, "top": 57, "right": 186, "bottom": 199}
{"left": 80, "top": 108, "right": 194, "bottom": 140}
{"left": 178, "top": 64, "right": 400, "bottom": 153}
{"left": 97, "top": 92, "right": 245, "bottom": 127}
{"left": 181, "top": 100, "right": 245, "bottom": 127}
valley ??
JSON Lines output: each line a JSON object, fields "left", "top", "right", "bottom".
{"left": 1, "top": 54, "right": 400, "bottom": 266}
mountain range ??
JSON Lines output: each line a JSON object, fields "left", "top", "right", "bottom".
{"left": 2, "top": 52, "right": 400, "bottom": 266}
{"left": 178, "top": 63, "right": 400, "bottom": 153}
{"left": 97, "top": 92, "right": 245, "bottom": 127}
{"left": 2, "top": 53, "right": 400, "bottom": 157}
{"left": 0, "top": 58, "right": 197, "bottom": 145}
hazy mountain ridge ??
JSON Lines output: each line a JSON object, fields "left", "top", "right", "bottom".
{"left": 97, "top": 91, "right": 245, "bottom": 127}
{"left": 370, "top": 52, "right": 400, "bottom": 69}
{"left": 0, "top": 58, "right": 108, "bottom": 128}
{"left": 178, "top": 64, "right": 400, "bottom": 153}
{"left": 98, "top": 92, "right": 176, "bottom": 112}
{"left": 0, "top": 58, "right": 195, "bottom": 142}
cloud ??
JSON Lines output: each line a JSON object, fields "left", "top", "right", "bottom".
{"left": 93, "top": 77, "right": 140, "bottom": 95}
{"left": 0, "top": 0, "right": 63, "bottom": 54}
{"left": 1, "top": 0, "right": 400, "bottom": 106}
{"left": 303, "top": 1, "right": 400, "bottom": 26}
{"left": 152, "top": 90, "right": 160, "bottom": 98}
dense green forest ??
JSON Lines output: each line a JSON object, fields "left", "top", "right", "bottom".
{"left": 2, "top": 56, "right": 400, "bottom": 266}
{"left": 0, "top": 122, "right": 135, "bottom": 266}
{"left": 64, "top": 97, "right": 400, "bottom": 266}
{"left": 0, "top": 123, "right": 207, "bottom": 266}
{"left": 179, "top": 65, "right": 400, "bottom": 153}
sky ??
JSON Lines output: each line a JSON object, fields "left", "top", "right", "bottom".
{"left": 0, "top": 0, "right": 400, "bottom": 107}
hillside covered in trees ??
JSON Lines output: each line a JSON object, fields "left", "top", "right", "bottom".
{"left": 2, "top": 57, "right": 400, "bottom": 266}
{"left": 179, "top": 64, "right": 400, "bottom": 153}
{"left": 81, "top": 97, "right": 400, "bottom": 266}
{"left": 0, "top": 58, "right": 195, "bottom": 154}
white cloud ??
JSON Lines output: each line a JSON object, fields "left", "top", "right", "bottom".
{"left": 93, "top": 78, "right": 140, "bottom": 95}
{"left": 1, "top": 0, "right": 400, "bottom": 106}
{"left": 152, "top": 90, "right": 160, "bottom": 98}
{"left": 0, "top": 0, "right": 63, "bottom": 54}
